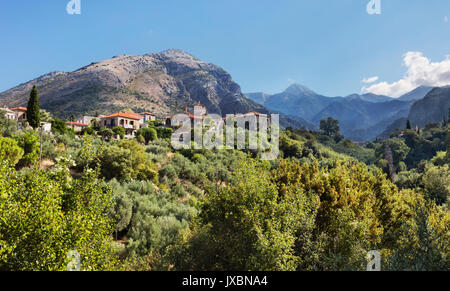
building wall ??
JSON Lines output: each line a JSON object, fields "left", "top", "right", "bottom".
{"left": 76, "top": 116, "right": 98, "bottom": 125}
{"left": 14, "top": 111, "right": 26, "bottom": 121}
{"left": 101, "top": 117, "right": 140, "bottom": 129}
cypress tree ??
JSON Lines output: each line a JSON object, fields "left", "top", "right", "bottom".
{"left": 27, "top": 85, "right": 41, "bottom": 129}
{"left": 406, "top": 120, "right": 412, "bottom": 130}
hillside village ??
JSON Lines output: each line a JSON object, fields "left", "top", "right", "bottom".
{"left": 1, "top": 103, "right": 272, "bottom": 141}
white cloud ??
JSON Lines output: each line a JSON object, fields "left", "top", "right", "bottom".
{"left": 362, "top": 52, "right": 450, "bottom": 97}
{"left": 362, "top": 76, "right": 379, "bottom": 84}
{"left": 444, "top": 16, "right": 448, "bottom": 23}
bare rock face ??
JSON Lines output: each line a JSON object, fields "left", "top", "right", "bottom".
{"left": 0, "top": 49, "right": 268, "bottom": 119}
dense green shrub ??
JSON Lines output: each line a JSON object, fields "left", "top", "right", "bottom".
{"left": 112, "top": 127, "right": 126, "bottom": 139}
{"left": 137, "top": 127, "right": 157, "bottom": 144}
{"left": 156, "top": 127, "right": 173, "bottom": 140}
{"left": 170, "top": 157, "right": 448, "bottom": 271}
{"left": 16, "top": 131, "right": 40, "bottom": 167}
{"left": 100, "top": 140, "right": 157, "bottom": 181}
{"left": 108, "top": 179, "right": 196, "bottom": 258}
{"left": 0, "top": 136, "right": 24, "bottom": 166}
{"left": 0, "top": 160, "right": 118, "bottom": 270}
{"left": 99, "top": 128, "right": 114, "bottom": 140}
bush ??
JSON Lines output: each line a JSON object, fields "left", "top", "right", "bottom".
{"left": 171, "top": 158, "right": 445, "bottom": 271}
{"left": 51, "top": 118, "right": 70, "bottom": 135}
{"left": 81, "top": 127, "right": 96, "bottom": 136}
{"left": 108, "top": 179, "right": 196, "bottom": 258}
{"left": 112, "top": 127, "right": 126, "bottom": 139}
{"left": 422, "top": 164, "right": 450, "bottom": 205}
{"left": 100, "top": 140, "right": 157, "bottom": 181}
{"left": 0, "top": 113, "right": 18, "bottom": 137}
{"left": 137, "top": 127, "right": 157, "bottom": 144}
{"left": 41, "top": 138, "right": 57, "bottom": 160}
{"left": 0, "top": 136, "right": 24, "bottom": 166}
{"left": 156, "top": 127, "right": 173, "bottom": 140}
{"left": 0, "top": 161, "right": 118, "bottom": 270}
{"left": 16, "top": 131, "right": 40, "bottom": 167}
{"left": 99, "top": 128, "right": 114, "bottom": 140}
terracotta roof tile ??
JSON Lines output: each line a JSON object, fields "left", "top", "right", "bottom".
{"left": 11, "top": 107, "right": 27, "bottom": 111}
{"left": 66, "top": 121, "right": 88, "bottom": 127}
{"left": 102, "top": 112, "right": 142, "bottom": 120}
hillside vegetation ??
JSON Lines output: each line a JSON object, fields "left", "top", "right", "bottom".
{"left": 0, "top": 107, "right": 448, "bottom": 271}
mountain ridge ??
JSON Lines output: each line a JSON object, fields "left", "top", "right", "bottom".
{"left": 0, "top": 50, "right": 272, "bottom": 121}
{"left": 245, "top": 83, "right": 446, "bottom": 141}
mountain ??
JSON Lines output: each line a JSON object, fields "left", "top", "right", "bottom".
{"left": 408, "top": 87, "right": 450, "bottom": 128}
{"left": 312, "top": 98, "right": 412, "bottom": 141}
{"left": 378, "top": 117, "right": 409, "bottom": 139}
{"left": 248, "top": 84, "right": 343, "bottom": 120}
{"left": 0, "top": 49, "right": 273, "bottom": 120}
{"left": 398, "top": 86, "right": 434, "bottom": 102}
{"left": 345, "top": 93, "right": 393, "bottom": 103}
{"left": 244, "top": 92, "right": 272, "bottom": 105}
{"left": 246, "top": 84, "right": 395, "bottom": 123}
{"left": 246, "top": 83, "right": 441, "bottom": 142}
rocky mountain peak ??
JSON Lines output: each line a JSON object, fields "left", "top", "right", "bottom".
{"left": 284, "top": 83, "right": 317, "bottom": 96}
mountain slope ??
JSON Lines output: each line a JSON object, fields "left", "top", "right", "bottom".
{"left": 245, "top": 92, "right": 272, "bottom": 105}
{"left": 254, "top": 84, "right": 343, "bottom": 120}
{"left": 408, "top": 87, "right": 450, "bottom": 128}
{"left": 345, "top": 93, "right": 393, "bottom": 103}
{"left": 311, "top": 98, "right": 412, "bottom": 141}
{"left": 398, "top": 86, "right": 433, "bottom": 102}
{"left": 0, "top": 49, "right": 269, "bottom": 119}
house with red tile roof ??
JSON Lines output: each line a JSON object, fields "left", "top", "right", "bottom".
{"left": 100, "top": 112, "right": 143, "bottom": 138}
{"left": 66, "top": 121, "right": 89, "bottom": 132}
{"left": 138, "top": 112, "right": 157, "bottom": 125}
{"left": 11, "top": 107, "right": 27, "bottom": 122}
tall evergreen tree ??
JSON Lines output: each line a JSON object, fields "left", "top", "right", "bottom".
{"left": 406, "top": 120, "right": 412, "bottom": 130}
{"left": 27, "top": 85, "right": 41, "bottom": 129}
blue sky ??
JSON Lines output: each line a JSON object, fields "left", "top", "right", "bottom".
{"left": 0, "top": 0, "right": 449, "bottom": 97}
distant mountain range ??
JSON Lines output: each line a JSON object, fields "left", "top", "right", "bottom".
{"left": 246, "top": 84, "right": 448, "bottom": 141}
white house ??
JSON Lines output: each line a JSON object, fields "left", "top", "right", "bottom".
{"left": 1, "top": 107, "right": 15, "bottom": 120}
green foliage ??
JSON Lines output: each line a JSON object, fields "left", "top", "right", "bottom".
{"left": 170, "top": 155, "right": 443, "bottom": 271}
{"left": 51, "top": 118, "right": 70, "bottom": 135}
{"left": 81, "top": 126, "right": 96, "bottom": 136}
{"left": 40, "top": 109, "right": 53, "bottom": 123}
{"left": 0, "top": 160, "right": 118, "bottom": 270}
{"left": 386, "top": 202, "right": 449, "bottom": 271}
{"left": 422, "top": 163, "right": 449, "bottom": 206}
{"left": 331, "top": 140, "right": 376, "bottom": 164}
{"left": 108, "top": 179, "right": 196, "bottom": 258}
{"left": 26, "top": 85, "right": 41, "bottom": 129}
{"left": 137, "top": 127, "right": 158, "bottom": 144}
{"left": 0, "top": 112, "right": 18, "bottom": 137}
{"left": 112, "top": 126, "right": 126, "bottom": 139}
{"left": 0, "top": 109, "right": 447, "bottom": 272}
{"left": 320, "top": 117, "right": 342, "bottom": 141}
{"left": 0, "top": 136, "right": 24, "bottom": 166}
{"left": 375, "top": 139, "right": 410, "bottom": 171}
{"left": 100, "top": 140, "right": 157, "bottom": 181}
{"left": 41, "top": 133, "right": 57, "bottom": 160}
{"left": 136, "top": 134, "right": 145, "bottom": 144}
{"left": 16, "top": 131, "right": 40, "bottom": 167}
{"left": 99, "top": 128, "right": 114, "bottom": 140}
{"left": 156, "top": 127, "right": 173, "bottom": 140}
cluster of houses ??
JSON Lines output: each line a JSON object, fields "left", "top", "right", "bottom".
{"left": 1, "top": 106, "right": 52, "bottom": 132}
{"left": 67, "top": 111, "right": 159, "bottom": 138}
{"left": 3, "top": 104, "right": 270, "bottom": 139}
